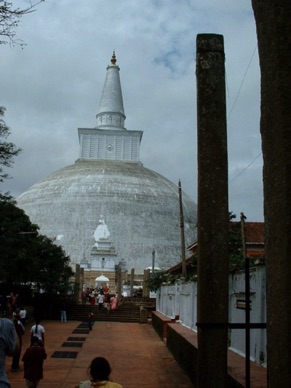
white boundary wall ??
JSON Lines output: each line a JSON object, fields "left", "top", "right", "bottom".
{"left": 156, "top": 265, "right": 266, "bottom": 366}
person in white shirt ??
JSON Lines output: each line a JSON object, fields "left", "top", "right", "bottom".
{"left": 30, "top": 318, "right": 45, "bottom": 346}
{"left": 19, "top": 306, "right": 27, "bottom": 326}
{"left": 97, "top": 293, "right": 104, "bottom": 311}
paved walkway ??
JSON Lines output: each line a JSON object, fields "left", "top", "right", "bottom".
{"left": 6, "top": 320, "right": 194, "bottom": 388}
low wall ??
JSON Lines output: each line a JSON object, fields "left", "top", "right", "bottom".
{"left": 156, "top": 265, "right": 267, "bottom": 365}
{"left": 167, "top": 322, "right": 198, "bottom": 385}
{"left": 152, "top": 311, "right": 266, "bottom": 387}
{"left": 152, "top": 311, "right": 173, "bottom": 340}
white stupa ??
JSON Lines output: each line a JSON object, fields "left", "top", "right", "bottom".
{"left": 17, "top": 52, "right": 197, "bottom": 274}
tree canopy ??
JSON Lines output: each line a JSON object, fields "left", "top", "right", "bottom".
{"left": 0, "top": 106, "right": 21, "bottom": 183}
{"left": 0, "top": 196, "right": 74, "bottom": 293}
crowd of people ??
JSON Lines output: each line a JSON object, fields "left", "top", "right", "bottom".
{"left": 0, "top": 309, "right": 47, "bottom": 387}
{"left": 1, "top": 312, "right": 122, "bottom": 388}
{"left": 1, "top": 315, "right": 122, "bottom": 387}
{"left": 0, "top": 291, "right": 122, "bottom": 387}
{"left": 81, "top": 286, "right": 118, "bottom": 313}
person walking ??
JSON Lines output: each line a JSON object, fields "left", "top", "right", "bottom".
{"left": 110, "top": 295, "right": 118, "bottom": 312}
{"left": 90, "top": 290, "right": 96, "bottom": 305}
{"left": 60, "top": 300, "right": 67, "bottom": 322}
{"left": 19, "top": 305, "right": 27, "bottom": 327}
{"left": 81, "top": 290, "right": 88, "bottom": 305}
{"left": 22, "top": 336, "right": 47, "bottom": 388}
{"left": 10, "top": 292, "right": 19, "bottom": 313}
{"left": 88, "top": 310, "right": 94, "bottom": 331}
{"left": 97, "top": 293, "right": 104, "bottom": 311}
{"left": 11, "top": 314, "right": 25, "bottom": 372}
{"left": 78, "top": 356, "right": 122, "bottom": 388}
{"left": 0, "top": 317, "right": 19, "bottom": 387}
{"left": 30, "top": 318, "right": 45, "bottom": 346}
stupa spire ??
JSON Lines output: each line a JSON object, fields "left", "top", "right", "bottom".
{"left": 78, "top": 53, "right": 143, "bottom": 162}
{"left": 111, "top": 50, "right": 117, "bottom": 65}
{"left": 96, "top": 51, "right": 126, "bottom": 130}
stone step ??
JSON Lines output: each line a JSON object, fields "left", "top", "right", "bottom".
{"left": 67, "top": 302, "right": 141, "bottom": 323}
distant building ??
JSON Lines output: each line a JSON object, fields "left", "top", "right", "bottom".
{"left": 167, "top": 222, "right": 265, "bottom": 275}
{"left": 232, "top": 221, "right": 265, "bottom": 259}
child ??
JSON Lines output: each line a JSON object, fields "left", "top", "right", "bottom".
{"left": 30, "top": 318, "right": 45, "bottom": 346}
{"left": 22, "top": 336, "right": 47, "bottom": 388}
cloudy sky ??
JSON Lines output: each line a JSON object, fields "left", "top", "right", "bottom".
{"left": 1, "top": 0, "right": 263, "bottom": 222}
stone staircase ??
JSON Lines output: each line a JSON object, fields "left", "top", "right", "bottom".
{"left": 67, "top": 302, "right": 142, "bottom": 323}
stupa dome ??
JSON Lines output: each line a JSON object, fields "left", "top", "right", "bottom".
{"left": 17, "top": 159, "right": 196, "bottom": 273}
{"left": 16, "top": 53, "right": 197, "bottom": 274}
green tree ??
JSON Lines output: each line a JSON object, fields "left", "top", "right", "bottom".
{"left": 32, "top": 235, "right": 74, "bottom": 293}
{"left": 0, "top": 0, "right": 44, "bottom": 47}
{"left": 0, "top": 196, "right": 74, "bottom": 292}
{"left": 0, "top": 195, "right": 38, "bottom": 282}
{"left": 0, "top": 107, "right": 21, "bottom": 183}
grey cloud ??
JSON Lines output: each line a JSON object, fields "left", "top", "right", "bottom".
{"left": 0, "top": 1, "right": 263, "bottom": 221}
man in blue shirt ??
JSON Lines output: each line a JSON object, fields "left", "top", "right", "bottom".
{"left": 0, "top": 317, "right": 19, "bottom": 387}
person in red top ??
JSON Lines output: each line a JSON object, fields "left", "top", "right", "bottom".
{"left": 22, "top": 336, "right": 47, "bottom": 387}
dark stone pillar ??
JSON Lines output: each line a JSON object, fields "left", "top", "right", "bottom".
{"left": 196, "top": 33, "right": 229, "bottom": 388}
{"left": 251, "top": 2, "right": 291, "bottom": 386}
{"left": 75, "top": 264, "right": 82, "bottom": 303}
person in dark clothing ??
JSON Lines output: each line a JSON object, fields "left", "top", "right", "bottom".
{"left": 88, "top": 310, "right": 94, "bottom": 331}
{"left": 78, "top": 357, "right": 123, "bottom": 388}
{"left": 11, "top": 314, "right": 25, "bottom": 371}
{"left": 22, "top": 336, "right": 47, "bottom": 387}
{"left": 0, "top": 295, "right": 8, "bottom": 315}
{"left": 60, "top": 301, "right": 67, "bottom": 322}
